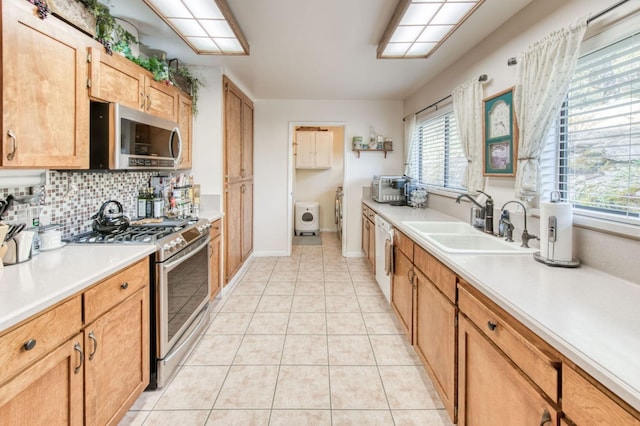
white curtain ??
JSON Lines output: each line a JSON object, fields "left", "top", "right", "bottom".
{"left": 513, "top": 19, "right": 588, "bottom": 201}
{"left": 452, "top": 77, "right": 485, "bottom": 194}
{"left": 403, "top": 115, "right": 417, "bottom": 177}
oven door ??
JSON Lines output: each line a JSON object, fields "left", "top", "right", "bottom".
{"left": 156, "top": 234, "right": 210, "bottom": 359}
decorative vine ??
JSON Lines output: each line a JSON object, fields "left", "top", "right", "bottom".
{"left": 28, "top": 0, "right": 50, "bottom": 19}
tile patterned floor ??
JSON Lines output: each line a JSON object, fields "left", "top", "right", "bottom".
{"left": 120, "top": 233, "right": 453, "bottom": 426}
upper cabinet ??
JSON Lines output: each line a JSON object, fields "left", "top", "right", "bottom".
{"left": 296, "top": 131, "right": 333, "bottom": 169}
{"left": 1, "top": 0, "right": 89, "bottom": 169}
{"left": 177, "top": 94, "right": 193, "bottom": 169}
{"left": 88, "top": 47, "right": 178, "bottom": 122}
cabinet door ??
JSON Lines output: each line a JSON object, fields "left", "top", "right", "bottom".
{"left": 177, "top": 94, "right": 193, "bottom": 169}
{"left": 145, "top": 78, "right": 178, "bottom": 122}
{"left": 367, "top": 217, "right": 376, "bottom": 271}
{"left": 391, "top": 249, "right": 414, "bottom": 342}
{"left": 414, "top": 268, "right": 457, "bottom": 423}
{"left": 2, "top": 0, "right": 89, "bottom": 168}
{"left": 225, "top": 181, "right": 243, "bottom": 283}
{"left": 88, "top": 47, "right": 145, "bottom": 110}
{"left": 296, "top": 131, "right": 316, "bottom": 169}
{"left": 315, "top": 131, "right": 333, "bottom": 168}
{"left": 241, "top": 180, "right": 254, "bottom": 261}
{"left": 458, "top": 315, "right": 557, "bottom": 426}
{"left": 362, "top": 213, "right": 371, "bottom": 262}
{"left": 0, "top": 335, "right": 84, "bottom": 425}
{"left": 224, "top": 77, "right": 244, "bottom": 182}
{"left": 241, "top": 100, "right": 254, "bottom": 179}
{"left": 84, "top": 287, "right": 149, "bottom": 426}
{"left": 210, "top": 236, "right": 221, "bottom": 300}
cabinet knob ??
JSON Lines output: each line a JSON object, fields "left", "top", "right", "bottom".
{"left": 487, "top": 321, "right": 498, "bottom": 331}
{"left": 121, "top": 282, "right": 129, "bottom": 290}
{"left": 539, "top": 409, "right": 552, "bottom": 425}
{"left": 7, "top": 130, "right": 17, "bottom": 161}
{"left": 23, "top": 339, "right": 37, "bottom": 351}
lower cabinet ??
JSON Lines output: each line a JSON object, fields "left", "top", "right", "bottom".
{"left": 391, "top": 246, "right": 414, "bottom": 341}
{"left": 361, "top": 204, "right": 375, "bottom": 271}
{"left": 209, "top": 219, "right": 222, "bottom": 300}
{"left": 0, "top": 258, "right": 150, "bottom": 425}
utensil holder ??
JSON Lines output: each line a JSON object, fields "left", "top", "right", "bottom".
{"left": 2, "top": 237, "right": 33, "bottom": 265}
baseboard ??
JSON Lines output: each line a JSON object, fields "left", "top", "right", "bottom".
{"left": 345, "top": 251, "right": 366, "bottom": 258}
{"left": 252, "top": 250, "right": 290, "bottom": 257}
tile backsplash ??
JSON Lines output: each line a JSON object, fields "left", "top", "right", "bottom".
{"left": 1, "top": 170, "right": 155, "bottom": 238}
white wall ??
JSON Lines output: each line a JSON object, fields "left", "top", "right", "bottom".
{"left": 294, "top": 126, "right": 344, "bottom": 232}
{"left": 254, "top": 100, "right": 404, "bottom": 256}
{"left": 404, "top": 0, "right": 640, "bottom": 282}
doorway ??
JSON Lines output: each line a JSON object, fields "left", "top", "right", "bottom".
{"left": 288, "top": 122, "right": 346, "bottom": 255}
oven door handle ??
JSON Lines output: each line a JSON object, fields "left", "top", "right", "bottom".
{"left": 161, "top": 235, "right": 210, "bottom": 272}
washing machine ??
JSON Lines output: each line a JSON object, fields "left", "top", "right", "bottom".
{"left": 295, "top": 201, "right": 320, "bottom": 236}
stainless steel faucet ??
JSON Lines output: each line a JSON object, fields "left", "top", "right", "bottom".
{"left": 456, "top": 191, "right": 494, "bottom": 234}
{"left": 500, "top": 201, "right": 539, "bottom": 248}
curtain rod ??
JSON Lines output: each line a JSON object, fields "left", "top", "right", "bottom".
{"left": 507, "top": 0, "right": 630, "bottom": 66}
{"left": 403, "top": 74, "right": 488, "bottom": 121}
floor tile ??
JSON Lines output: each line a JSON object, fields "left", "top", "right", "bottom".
{"left": 269, "top": 410, "right": 331, "bottom": 425}
{"left": 206, "top": 410, "right": 270, "bottom": 425}
{"left": 214, "top": 365, "right": 279, "bottom": 409}
{"left": 379, "top": 366, "right": 444, "bottom": 409}
{"left": 354, "top": 281, "right": 383, "bottom": 295}
{"left": 246, "top": 312, "right": 290, "bottom": 334}
{"left": 233, "top": 334, "right": 285, "bottom": 365}
{"left": 291, "top": 295, "right": 326, "bottom": 312}
{"left": 326, "top": 295, "right": 361, "bottom": 313}
{"left": 255, "top": 295, "right": 293, "bottom": 312}
{"left": 369, "top": 335, "right": 422, "bottom": 365}
{"left": 328, "top": 335, "right": 376, "bottom": 365}
{"left": 220, "top": 295, "right": 261, "bottom": 313}
{"left": 128, "top": 387, "right": 165, "bottom": 411}
{"left": 331, "top": 410, "right": 395, "bottom": 425}
{"left": 324, "top": 271, "right": 352, "bottom": 282}
{"left": 362, "top": 312, "right": 405, "bottom": 334}
{"left": 273, "top": 366, "right": 331, "bottom": 409}
{"left": 232, "top": 281, "right": 268, "bottom": 295}
{"left": 142, "top": 410, "right": 210, "bottom": 426}
{"left": 205, "top": 312, "right": 253, "bottom": 334}
{"left": 185, "top": 334, "right": 243, "bottom": 365}
{"left": 287, "top": 313, "right": 327, "bottom": 334}
{"left": 324, "top": 261, "right": 348, "bottom": 272}
{"left": 297, "top": 270, "right": 324, "bottom": 282}
{"left": 270, "top": 270, "right": 299, "bottom": 281}
{"left": 326, "top": 312, "right": 367, "bottom": 334}
{"left": 248, "top": 262, "right": 276, "bottom": 273}
{"left": 391, "top": 409, "right": 454, "bottom": 426}
{"left": 281, "top": 334, "right": 328, "bottom": 365}
{"left": 273, "top": 262, "right": 300, "bottom": 272}
{"left": 240, "top": 270, "right": 271, "bottom": 283}
{"left": 118, "top": 410, "right": 149, "bottom": 426}
{"left": 294, "top": 281, "right": 325, "bottom": 295}
{"left": 358, "top": 294, "right": 392, "bottom": 312}
{"left": 325, "top": 281, "right": 356, "bottom": 295}
{"left": 299, "top": 262, "right": 324, "bottom": 272}
{"left": 263, "top": 281, "right": 296, "bottom": 295}
{"left": 154, "top": 365, "right": 228, "bottom": 410}
{"left": 329, "top": 366, "right": 389, "bottom": 409}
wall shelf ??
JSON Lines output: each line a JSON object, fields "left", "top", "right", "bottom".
{"left": 353, "top": 148, "right": 393, "bottom": 158}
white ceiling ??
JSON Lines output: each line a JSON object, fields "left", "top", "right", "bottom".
{"left": 102, "top": 0, "right": 533, "bottom": 100}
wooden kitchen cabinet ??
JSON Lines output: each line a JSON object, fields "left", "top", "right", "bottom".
{"left": 224, "top": 76, "right": 254, "bottom": 284}
{"left": 296, "top": 130, "right": 333, "bottom": 169}
{"left": 209, "top": 219, "right": 222, "bottom": 300}
{"left": 458, "top": 282, "right": 560, "bottom": 425}
{"left": 0, "top": 334, "right": 84, "bottom": 425}
{"left": 177, "top": 93, "right": 193, "bottom": 169}
{"left": 361, "top": 204, "right": 376, "bottom": 271}
{"left": 562, "top": 364, "right": 640, "bottom": 425}
{"left": 88, "top": 46, "right": 179, "bottom": 122}
{"left": 391, "top": 230, "right": 415, "bottom": 342}
{"left": 2, "top": 0, "right": 89, "bottom": 168}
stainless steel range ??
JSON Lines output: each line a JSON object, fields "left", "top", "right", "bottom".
{"left": 68, "top": 218, "right": 212, "bottom": 388}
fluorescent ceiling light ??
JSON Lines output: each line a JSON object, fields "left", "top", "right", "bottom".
{"left": 143, "top": 0, "right": 249, "bottom": 55}
{"left": 378, "top": 0, "right": 484, "bottom": 59}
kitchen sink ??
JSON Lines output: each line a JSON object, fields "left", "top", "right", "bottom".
{"left": 403, "top": 221, "right": 478, "bottom": 234}
{"left": 402, "top": 220, "right": 535, "bottom": 254}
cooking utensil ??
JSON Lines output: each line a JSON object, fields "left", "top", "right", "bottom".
{"left": 91, "top": 200, "right": 130, "bottom": 235}
{"left": 5, "top": 223, "right": 25, "bottom": 242}
{"left": 0, "top": 195, "right": 14, "bottom": 217}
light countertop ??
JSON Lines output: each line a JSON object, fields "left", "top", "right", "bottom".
{"left": 364, "top": 199, "right": 640, "bottom": 413}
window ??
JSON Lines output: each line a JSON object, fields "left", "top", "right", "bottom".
{"left": 409, "top": 109, "right": 466, "bottom": 190}
{"left": 542, "top": 24, "right": 640, "bottom": 224}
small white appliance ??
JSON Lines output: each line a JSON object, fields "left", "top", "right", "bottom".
{"left": 374, "top": 214, "right": 393, "bottom": 303}
{"left": 295, "top": 201, "right": 320, "bottom": 236}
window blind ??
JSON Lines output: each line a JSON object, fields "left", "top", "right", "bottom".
{"left": 541, "top": 28, "right": 640, "bottom": 222}
{"left": 410, "top": 110, "right": 465, "bottom": 190}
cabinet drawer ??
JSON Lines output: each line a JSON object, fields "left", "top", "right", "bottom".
{"left": 414, "top": 246, "right": 456, "bottom": 303}
{"left": 394, "top": 229, "right": 414, "bottom": 261}
{"left": 563, "top": 365, "right": 640, "bottom": 425}
{"left": 458, "top": 283, "right": 560, "bottom": 401}
{"left": 0, "top": 296, "right": 82, "bottom": 385}
{"left": 210, "top": 219, "right": 222, "bottom": 239}
{"left": 84, "top": 258, "right": 149, "bottom": 324}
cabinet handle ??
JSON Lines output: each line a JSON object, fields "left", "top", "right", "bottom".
{"left": 241, "top": 168, "right": 246, "bottom": 178}
{"left": 74, "top": 342, "right": 84, "bottom": 374}
{"left": 7, "top": 130, "right": 17, "bottom": 161}
{"left": 88, "top": 331, "right": 98, "bottom": 361}
{"left": 140, "top": 92, "right": 145, "bottom": 109}
{"left": 539, "top": 409, "right": 552, "bottom": 425}
{"left": 487, "top": 321, "right": 498, "bottom": 331}
{"left": 146, "top": 94, "right": 151, "bottom": 110}
{"left": 23, "top": 338, "right": 37, "bottom": 351}
{"left": 241, "top": 183, "right": 246, "bottom": 193}
{"left": 121, "top": 282, "right": 129, "bottom": 290}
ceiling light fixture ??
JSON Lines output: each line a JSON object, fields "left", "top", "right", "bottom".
{"left": 142, "top": 0, "right": 249, "bottom": 55}
{"left": 377, "top": 0, "right": 484, "bottom": 59}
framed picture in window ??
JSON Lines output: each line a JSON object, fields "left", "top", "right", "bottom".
{"left": 483, "top": 88, "right": 517, "bottom": 176}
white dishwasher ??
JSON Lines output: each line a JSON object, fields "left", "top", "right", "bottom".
{"left": 374, "top": 214, "right": 393, "bottom": 303}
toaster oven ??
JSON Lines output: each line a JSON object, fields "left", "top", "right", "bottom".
{"left": 371, "top": 175, "right": 405, "bottom": 203}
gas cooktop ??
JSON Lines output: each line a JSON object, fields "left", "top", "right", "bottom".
{"left": 68, "top": 225, "right": 185, "bottom": 244}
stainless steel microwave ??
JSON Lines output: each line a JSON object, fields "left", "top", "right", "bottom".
{"left": 90, "top": 102, "right": 182, "bottom": 170}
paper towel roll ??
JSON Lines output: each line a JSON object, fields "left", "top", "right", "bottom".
{"left": 539, "top": 201, "right": 573, "bottom": 261}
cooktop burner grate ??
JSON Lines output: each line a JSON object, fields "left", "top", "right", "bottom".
{"left": 69, "top": 225, "right": 184, "bottom": 244}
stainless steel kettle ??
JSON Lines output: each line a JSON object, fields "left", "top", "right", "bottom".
{"left": 92, "top": 200, "right": 130, "bottom": 235}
